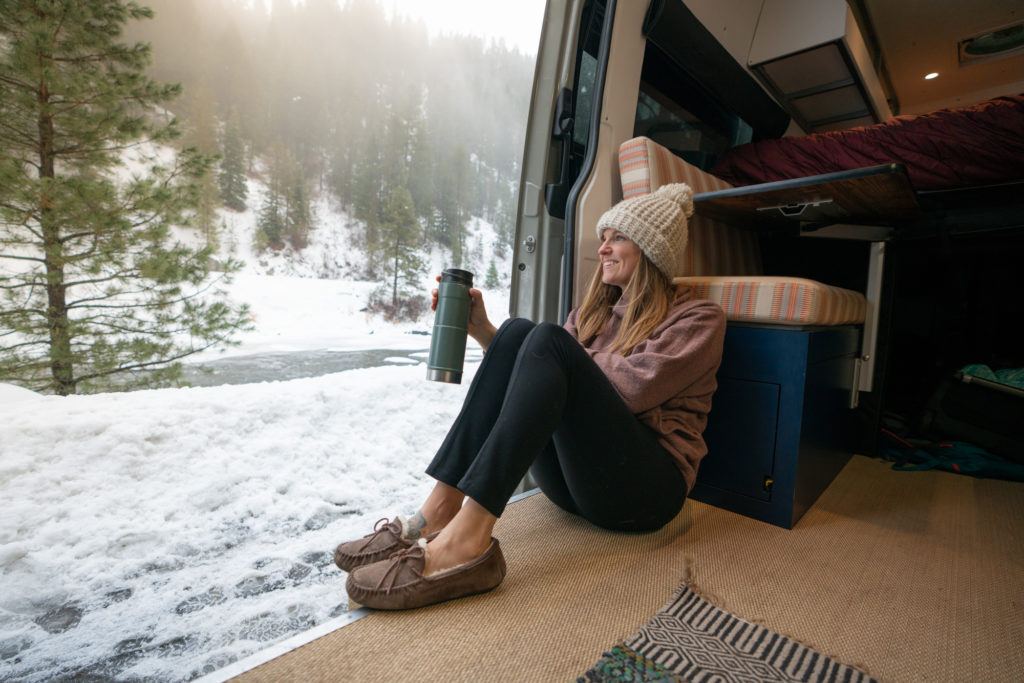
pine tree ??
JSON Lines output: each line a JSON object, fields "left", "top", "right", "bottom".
{"left": 185, "top": 80, "right": 220, "bottom": 249}
{"left": 284, "top": 166, "right": 314, "bottom": 250}
{"left": 495, "top": 183, "right": 517, "bottom": 258}
{"left": 435, "top": 143, "right": 470, "bottom": 267}
{"left": 485, "top": 259, "right": 501, "bottom": 289}
{"left": 219, "top": 109, "right": 248, "bottom": 211}
{"left": 256, "top": 183, "right": 285, "bottom": 251}
{"left": 256, "top": 143, "right": 311, "bottom": 252}
{"left": 381, "top": 186, "right": 424, "bottom": 308}
{"left": 0, "top": 0, "right": 250, "bottom": 395}
{"left": 352, "top": 129, "right": 384, "bottom": 277}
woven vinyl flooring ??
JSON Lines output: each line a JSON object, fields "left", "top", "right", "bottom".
{"left": 236, "top": 456, "right": 1024, "bottom": 682}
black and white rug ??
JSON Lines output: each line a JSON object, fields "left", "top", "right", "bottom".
{"left": 579, "top": 584, "right": 876, "bottom": 682}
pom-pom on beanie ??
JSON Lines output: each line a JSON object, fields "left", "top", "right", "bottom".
{"left": 595, "top": 183, "right": 695, "bottom": 280}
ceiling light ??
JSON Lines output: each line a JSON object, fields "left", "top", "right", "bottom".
{"left": 924, "top": 72, "right": 939, "bottom": 80}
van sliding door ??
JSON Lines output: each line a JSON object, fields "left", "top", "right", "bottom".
{"left": 510, "top": 0, "right": 613, "bottom": 323}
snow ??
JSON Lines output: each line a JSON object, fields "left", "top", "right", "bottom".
{"left": 0, "top": 243, "right": 512, "bottom": 675}
{"left": 0, "top": 142, "right": 517, "bottom": 681}
{"left": 0, "top": 383, "right": 41, "bottom": 406}
{"left": 185, "top": 179, "right": 512, "bottom": 361}
{"left": 0, "top": 363, "right": 508, "bottom": 678}
{"left": 192, "top": 271, "right": 509, "bottom": 362}
{"left": 0, "top": 362, "right": 481, "bottom": 681}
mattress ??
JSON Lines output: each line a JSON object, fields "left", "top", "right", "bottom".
{"left": 711, "top": 94, "right": 1024, "bottom": 192}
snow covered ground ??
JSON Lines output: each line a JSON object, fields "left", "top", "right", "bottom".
{"left": 0, "top": 166, "right": 515, "bottom": 680}
{"left": 193, "top": 269, "right": 509, "bottom": 362}
{"left": 0, "top": 267, "right": 512, "bottom": 680}
{"left": 0, "top": 362, "right": 480, "bottom": 680}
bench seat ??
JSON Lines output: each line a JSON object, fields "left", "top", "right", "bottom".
{"left": 618, "top": 136, "right": 865, "bottom": 528}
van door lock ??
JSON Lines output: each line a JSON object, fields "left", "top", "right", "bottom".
{"left": 523, "top": 235, "right": 536, "bottom": 253}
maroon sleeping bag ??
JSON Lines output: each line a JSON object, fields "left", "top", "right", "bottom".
{"left": 711, "top": 94, "right": 1024, "bottom": 191}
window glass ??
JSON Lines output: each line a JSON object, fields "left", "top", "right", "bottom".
{"left": 634, "top": 44, "right": 753, "bottom": 170}
{"left": 573, "top": 51, "right": 599, "bottom": 147}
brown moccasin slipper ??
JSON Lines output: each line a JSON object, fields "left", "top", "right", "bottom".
{"left": 346, "top": 538, "right": 506, "bottom": 610}
{"left": 333, "top": 517, "right": 438, "bottom": 572}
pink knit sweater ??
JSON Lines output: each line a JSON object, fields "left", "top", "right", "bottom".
{"left": 564, "top": 288, "right": 726, "bottom": 491}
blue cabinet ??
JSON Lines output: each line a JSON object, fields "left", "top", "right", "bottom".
{"left": 691, "top": 324, "right": 860, "bottom": 528}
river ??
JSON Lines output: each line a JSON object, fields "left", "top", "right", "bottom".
{"left": 179, "top": 347, "right": 483, "bottom": 387}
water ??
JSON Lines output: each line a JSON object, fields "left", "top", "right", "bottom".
{"left": 182, "top": 348, "right": 428, "bottom": 387}
{"left": 179, "top": 346, "right": 486, "bottom": 388}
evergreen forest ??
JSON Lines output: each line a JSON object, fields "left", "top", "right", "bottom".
{"left": 0, "top": 0, "right": 537, "bottom": 394}
{"left": 129, "top": 0, "right": 536, "bottom": 285}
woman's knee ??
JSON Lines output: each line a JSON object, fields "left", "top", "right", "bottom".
{"left": 523, "top": 321, "right": 574, "bottom": 355}
{"left": 489, "top": 317, "right": 535, "bottom": 352}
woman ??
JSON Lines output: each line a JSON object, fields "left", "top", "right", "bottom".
{"left": 336, "top": 183, "right": 725, "bottom": 610}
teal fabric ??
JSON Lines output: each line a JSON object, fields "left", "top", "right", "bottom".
{"left": 961, "top": 364, "right": 1024, "bottom": 390}
{"left": 885, "top": 440, "right": 1024, "bottom": 482}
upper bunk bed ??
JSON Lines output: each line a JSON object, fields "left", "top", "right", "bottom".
{"left": 693, "top": 94, "right": 1024, "bottom": 240}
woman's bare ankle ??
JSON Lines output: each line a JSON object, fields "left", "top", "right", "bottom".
{"left": 406, "top": 483, "right": 465, "bottom": 539}
{"left": 403, "top": 508, "right": 456, "bottom": 539}
{"left": 423, "top": 533, "right": 492, "bottom": 575}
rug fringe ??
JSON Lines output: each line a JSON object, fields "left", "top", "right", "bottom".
{"left": 679, "top": 561, "right": 879, "bottom": 681}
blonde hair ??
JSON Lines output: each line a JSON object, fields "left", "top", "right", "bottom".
{"left": 575, "top": 254, "right": 676, "bottom": 356}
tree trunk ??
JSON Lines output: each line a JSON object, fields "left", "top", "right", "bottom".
{"left": 38, "top": 85, "right": 75, "bottom": 395}
{"left": 392, "top": 236, "right": 399, "bottom": 307}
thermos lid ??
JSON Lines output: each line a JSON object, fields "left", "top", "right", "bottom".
{"left": 441, "top": 268, "right": 474, "bottom": 287}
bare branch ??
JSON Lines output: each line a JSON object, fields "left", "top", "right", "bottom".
{"left": 73, "top": 341, "right": 223, "bottom": 383}
{"left": 0, "top": 74, "right": 35, "bottom": 92}
{"left": 63, "top": 271, "right": 137, "bottom": 288}
{"left": 0, "top": 253, "right": 47, "bottom": 264}
{"left": 0, "top": 307, "right": 48, "bottom": 317}
{"left": 0, "top": 339, "right": 50, "bottom": 352}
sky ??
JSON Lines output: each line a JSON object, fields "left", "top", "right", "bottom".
{"left": 385, "top": 0, "right": 548, "bottom": 54}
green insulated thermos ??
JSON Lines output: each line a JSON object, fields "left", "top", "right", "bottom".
{"left": 427, "top": 268, "right": 474, "bottom": 384}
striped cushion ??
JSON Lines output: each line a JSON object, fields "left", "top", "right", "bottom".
{"left": 618, "top": 136, "right": 867, "bottom": 326}
{"left": 675, "top": 276, "right": 866, "bottom": 325}
{"left": 618, "top": 137, "right": 762, "bottom": 277}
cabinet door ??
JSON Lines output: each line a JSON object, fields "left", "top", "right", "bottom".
{"left": 698, "top": 376, "right": 780, "bottom": 501}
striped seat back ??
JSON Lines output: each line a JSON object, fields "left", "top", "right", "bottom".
{"left": 617, "top": 137, "right": 762, "bottom": 277}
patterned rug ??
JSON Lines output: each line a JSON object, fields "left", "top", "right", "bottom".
{"left": 579, "top": 584, "right": 876, "bottom": 682}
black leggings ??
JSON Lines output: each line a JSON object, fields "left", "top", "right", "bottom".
{"left": 425, "top": 318, "right": 686, "bottom": 532}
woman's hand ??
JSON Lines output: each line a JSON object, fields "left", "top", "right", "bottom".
{"left": 431, "top": 275, "right": 498, "bottom": 351}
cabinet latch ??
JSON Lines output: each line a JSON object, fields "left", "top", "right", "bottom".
{"left": 763, "top": 476, "right": 774, "bottom": 492}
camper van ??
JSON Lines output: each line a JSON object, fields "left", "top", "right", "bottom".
{"left": 3, "top": 0, "right": 1021, "bottom": 681}
{"left": 194, "top": 1, "right": 1022, "bottom": 680}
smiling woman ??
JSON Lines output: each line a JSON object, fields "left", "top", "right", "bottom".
{"left": 597, "top": 230, "right": 641, "bottom": 288}
{"left": 333, "top": 180, "right": 724, "bottom": 612}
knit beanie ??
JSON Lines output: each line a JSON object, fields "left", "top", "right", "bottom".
{"left": 595, "top": 183, "right": 694, "bottom": 280}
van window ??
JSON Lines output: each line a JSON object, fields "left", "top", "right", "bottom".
{"left": 571, "top": 0, "right": 606, "bottom": 149}
{"left": 634, "top": 43, "right": 753, "bottom": 170}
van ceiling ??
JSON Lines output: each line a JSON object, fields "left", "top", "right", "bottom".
{"left": 861, "top": 0, "right": 1024, "bottom": 115}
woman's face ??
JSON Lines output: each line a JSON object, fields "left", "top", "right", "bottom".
{"left": 598, "top": 228, "right": 642, "bottom": 289}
